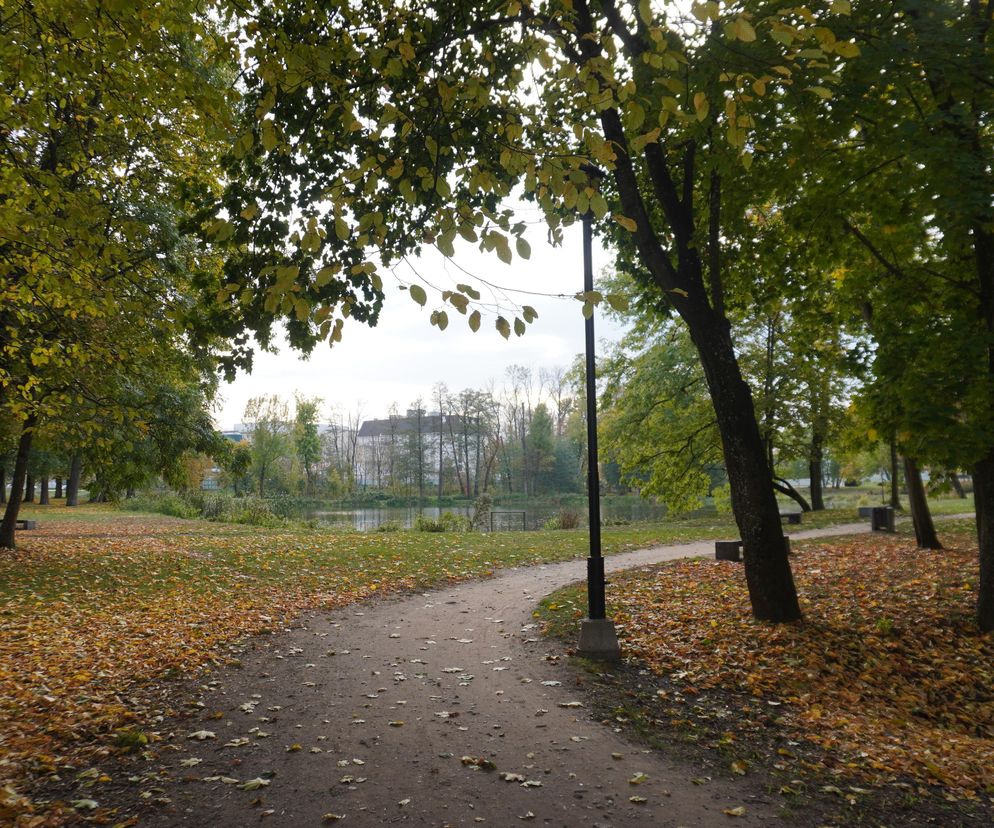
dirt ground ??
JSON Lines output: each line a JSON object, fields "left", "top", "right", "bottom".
{"left": 61, "top": 523, "right": 980, "bottom": 826}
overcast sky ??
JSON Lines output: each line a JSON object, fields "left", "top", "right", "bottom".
{"left": 213, "top": 214, "right": 628, "bottom": 430}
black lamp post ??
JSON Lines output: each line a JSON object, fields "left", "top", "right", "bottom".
{"left": 576, "top": 208, "right": 621, "bottom": 660}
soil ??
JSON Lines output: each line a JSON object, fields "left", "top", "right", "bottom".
{"left": 45, "top": 521, "right": 988, "bottom": 826}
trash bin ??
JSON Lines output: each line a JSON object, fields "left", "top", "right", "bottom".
{"left": 870, "top": 506, "right": 894, "bottom": 532}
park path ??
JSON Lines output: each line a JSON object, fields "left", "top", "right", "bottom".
{"left": 138, "top": 520, "right": 920, "bottom": 827}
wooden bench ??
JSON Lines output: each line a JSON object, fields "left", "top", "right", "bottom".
{"left": 715, "top": 536, "right": 792, "bottom": 562}
{"left": 15, "top": 519, "right": 37, "bottom": 530}
{"left": 857, "top": 506, "right": 874, "bottom": 518}
{"left": 780, "top": 512, "right": 802, "bottom": 525}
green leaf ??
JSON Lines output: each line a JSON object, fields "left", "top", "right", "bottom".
{"left": 590, "top": 194, "right": 609, "bottom": 220}
{"left": 436, "top": 310, "right": 448, "bottom": 330}
{"left": 409, "top": 284, "right": 428, "bottom": 306}
{"left": 514, "top": 317, "right": 526, "bottom": 337}
{"left": 522, "top": 305, "right": 538, "bottom": 323}
{"left": 515, "top": 236, "right": 531, "bottom": 260}
{"left": 496, "top": 316, "right": 511, "bottom": 339}
{"left": 468, "top": 309, "right": 481, "bottom": 332}
{"left": 606, "top": 293, "right": 629, "bottom": 313}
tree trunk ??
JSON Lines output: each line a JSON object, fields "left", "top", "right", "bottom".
{"left": 55, "top": 476, "right": 63, "bottom": 499}
{"left": 66, "top": 455, "right": 82, "bottom": 507}
{"left": 809, "top": 436, "right": 825, "bottom": 511}
{"left": 258, "top": 466, "right": 266, "bottom": 498}
{"left": 39, "top": 476, "right": 49, "bottom": 505}
{"left": 904, "top": 457, "right": 941, "bottom": 549}
{"left": 974, "top": 453, "right": 994, "bottom": 631}
{"left": 773, "top": 478, "right": 812, "bottom": 512}
{"left": 126, "top": 486, "right": 135, "bottom": 499}
{"left": 24, "top": 475, "right": 34, "bottom": 503}
{"left": 950, "top": 472, "right": 966, "bottom": 499}
{"left": 0, "top": 417, "right": 36, "bottom": 549}
{"left": 889, "top": 441, "right": 902, "bottom": 510}
{"left": 690, "top": 309, "right": 801, "bottom": 622}
{"left": 0, "top": 467, "right": 5, "bottom": 505}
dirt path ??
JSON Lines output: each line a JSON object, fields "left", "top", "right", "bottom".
{"left": 130, "top": 521, "right": 914, "bottom": 826}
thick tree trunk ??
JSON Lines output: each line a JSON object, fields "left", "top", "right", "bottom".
{"left": 974, "top": 453, "right": 994, "bottom": 631}
{"left": 24, "top": 475, "right": 34, "bottom": 503}
{"left": 0, "top": 467, "right": 5, "bottom": 505}
{"left": 55, "top": 476, "right": 63, "bottom": 499}
{"left": 66, "top": 455, "right": 82, "bottom": 507}
{"left": 903, "top": 457, "right": 941, "bottom": 549}
{"left": 690, "top": 310, "right": 801, "bottom": 622}
{"left": 889, "top": 441, "right": 902, "bottom": 510}
{"left": 39, "top": 476, "right": 49, "bottom": 505}
{"left": 809, "top": 437, "right": 825, "bottom": 511}
{"left": 0, "top": 418, "right": 36, "bottom": 549}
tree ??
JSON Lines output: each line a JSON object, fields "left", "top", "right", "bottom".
{"left": 218, "top": 0, "right": 859, "bottom": 621}
{"left": 243, "top": 396, "right": 291, "bottom": 497}
{"left": 294, "top": 395, "right": 323, "bottom": 497}
{"left": 527, "top": 403, "right": 556, "bottom": 494}
{"left": 788, "top": 0, "right": 994, "bottom": 627}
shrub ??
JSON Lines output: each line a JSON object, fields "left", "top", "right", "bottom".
{"left": 471, "top": 493, "right": 493, "bottom": 531}
{"left": 374, "top": 521, "right": 402, "bottom": 532}
{"left": 544, "top": 508, "right": 582, "bottom": 530}
{"left": 414, "top": 512, "right": 470, "bottom": 532}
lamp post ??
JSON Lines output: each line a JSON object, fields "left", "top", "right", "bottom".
{"left": 576, "top": 208, "right": 621, "bottom": 661}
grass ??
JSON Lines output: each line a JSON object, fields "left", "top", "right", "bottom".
{"left": 0, "top": 496, "right": 975, "bottom": 823}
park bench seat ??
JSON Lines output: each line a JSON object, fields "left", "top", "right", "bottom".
{"left": 715, "top": 536, "right": 792, "bottom": 562}
{"left": 15, "top": 519, "right": 37, "bottom": 530}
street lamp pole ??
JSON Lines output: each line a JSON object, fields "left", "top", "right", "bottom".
{"left": 577, "top": 209, "right": 620, "bottom": 660}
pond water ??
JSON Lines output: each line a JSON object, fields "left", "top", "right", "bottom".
{"left": 306, "top": 500, "right": 669, "bottom": 531}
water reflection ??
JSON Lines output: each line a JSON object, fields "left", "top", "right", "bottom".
{"left": 306, "top": 501, "right": 668, "bottom": 531}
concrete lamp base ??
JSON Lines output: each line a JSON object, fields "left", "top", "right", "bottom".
{"left": 577, "top": 618, "right": 621, "bottom": 661}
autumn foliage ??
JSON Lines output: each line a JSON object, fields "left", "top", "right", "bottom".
{"left": 600, "top": 528, "right": 993, "bottom": 797}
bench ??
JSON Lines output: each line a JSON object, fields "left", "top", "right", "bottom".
{"left": 715, "top": 536, "right": 792, "bottom": 562}
{"left": 780, "top": 512, "right": 802, "bottom": 525}
{"left": 857, "top": 506, "right": 874, "bottom": 518}
{"left": 15, "top": 519, "right": 37, "bottom": 530}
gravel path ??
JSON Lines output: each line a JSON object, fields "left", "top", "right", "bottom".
{"left": 140, "top": 521, "right": 911, "bottom": 827}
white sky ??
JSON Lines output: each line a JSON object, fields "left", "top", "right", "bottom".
{"left": 213, "top": 217, "right": 627, "bottom": 429}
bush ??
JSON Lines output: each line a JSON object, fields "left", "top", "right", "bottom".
{"left": 471, "top": 493, "right": 493, "bottom": 531}
{"left": 414, "top": 512, "right": 470, "bottom": 532}
{"left": 374, "top": 521, "right": 402, "bottom": 532}
{"left": 120, "top": 490, "right": 285, "bottom": 527}
{"left": 121, "top": 492, "right": 198, "bottom": 520}
{"left": 544, "top": 508, "right": 582, "bottom": 530}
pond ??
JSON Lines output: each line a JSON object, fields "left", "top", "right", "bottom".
{"left": 305, "top": 498, "right": 670, "bottom": 531}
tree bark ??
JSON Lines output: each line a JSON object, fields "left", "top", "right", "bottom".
{"left": 66, "top": 455, "right": 82, "bottom": 507}
{"left": 24, "top": 475, "right": 34, "bottom": 503}
{"left": 39, "top": 476, "right": 49, "bottom": 505}
{"left": 690, "top": 309, "right": 801, "bottom": 622}
{"left": 889, "top": 441, "right": 902, "bottom": 510}
{"left": 903, "top": 456, "right": 941, "bottom": 549}
{"left": 0, "top": 417, "right": 37, "bottom": 549}
{"left": 773, "top": 478, "right": 812, "bottom": 512}
{"left": 55, "top": 476, "right": 63, "bottom": 499}
{"left": 950, "top": 472, "right": 966, "bottom": 499}
{"left": 0, "top": 467, "right": 5, "bottom": 505}
{"left": 974, "top": 453, "right": 994, "bottom": 631}
{"left": 809, "top": 436, "right": 825, "bottom": 511}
